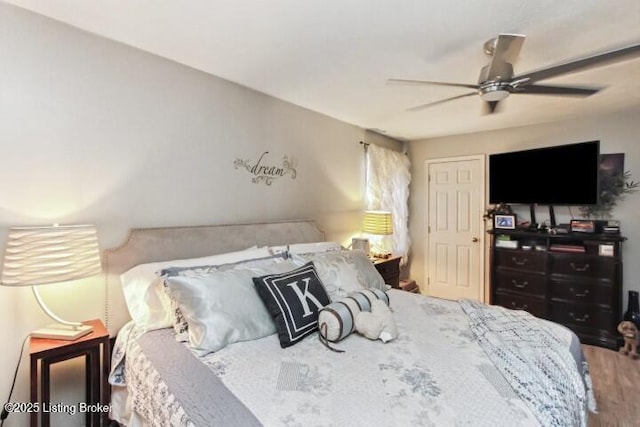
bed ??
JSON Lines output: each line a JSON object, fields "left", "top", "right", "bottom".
{"left": 104, "top": 220, "right": 596, "bottom": 427}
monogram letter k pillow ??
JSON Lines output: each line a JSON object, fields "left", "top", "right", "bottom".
{"left": 253, "top": 262, "right": 331, "bottom": 348}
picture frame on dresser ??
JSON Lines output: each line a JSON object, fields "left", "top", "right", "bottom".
{"left": 494, "top": 214, "right": 517, "bottom": 229}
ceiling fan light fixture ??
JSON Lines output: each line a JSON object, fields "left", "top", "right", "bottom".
{"left": 479, "top": 83, "right": 511, "bottom": 101}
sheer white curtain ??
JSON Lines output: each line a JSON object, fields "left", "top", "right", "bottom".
{"left": 365, "top": 144, "right": 411, "bottom": 264}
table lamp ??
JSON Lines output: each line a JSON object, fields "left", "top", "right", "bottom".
{"left": 1, "top": 224, "right": 101, "bottom": 340}
{"left": 361, "top": 210, "right": 393, "bottom": 258}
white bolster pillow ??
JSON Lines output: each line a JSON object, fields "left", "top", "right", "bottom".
{"left": 318, "top": 289, "right": 390, "bottom": 343}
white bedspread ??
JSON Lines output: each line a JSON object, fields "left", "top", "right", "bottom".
{"left": 199, "top": 290, "right": 543, "bottom": 426}
{"left": 113, "top": 290, "right": 593, "bottom": 426}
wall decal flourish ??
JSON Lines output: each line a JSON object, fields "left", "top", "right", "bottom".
{"left": 234, "top": 151, "right": 298, "bottom": 185}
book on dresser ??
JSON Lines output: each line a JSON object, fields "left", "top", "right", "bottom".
{"left": 489, "top": 228, "right": 626, "bottom": 350}
{"left": 549, "top": 243, "right": 586, "bottom": 253}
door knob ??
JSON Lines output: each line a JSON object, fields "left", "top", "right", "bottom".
{"left": 472, "top": 237, "right": 479, "bottom": 242}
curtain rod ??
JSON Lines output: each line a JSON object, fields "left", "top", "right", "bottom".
{"left": 360, "top": 140, "right": 410, "bottom": 157}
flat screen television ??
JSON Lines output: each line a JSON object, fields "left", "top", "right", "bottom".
{"left": 489, "top": 140, "right": 600, "bottom": 205}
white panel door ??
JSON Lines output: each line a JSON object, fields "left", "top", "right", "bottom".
{"left": 426, "top": 157, "right": 484, "bottom": 301}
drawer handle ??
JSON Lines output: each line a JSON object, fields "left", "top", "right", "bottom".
{"left": 569, "top": 288, "right": 590, "bottom": 298}
{"left": 510, "top": 302, "right": 528, "bottom": 310}
{"left": 569, "top": 262, "right": 590, "bottom": 272}
{"left": 511, "top": 279, "right": 528, "bottom": 289}
{"left": 511, "top": 257, "right": 528, "bottom": 266}
{"left": 569, "top": 312, "right": 590, "bottom": 323}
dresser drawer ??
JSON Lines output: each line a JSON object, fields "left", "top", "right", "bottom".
{"left": 495, "top": 293, "right": 546, "bottom": 318}
{"left": 550, "top": 254, "right": 617, "bottom": 280}
{"left": 550, "top": 280, "right": 614, "bottom": 308}
{"left": 550, "top": 302, "right": 614, "bottom": 332}
{"left": 495, "top": 271, "right": 546, "bottom": 297}
{"left": 495, "top": 250, "right": 547, "bottom": 273}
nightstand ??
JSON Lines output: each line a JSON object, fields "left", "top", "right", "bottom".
{"left": 30, "top": 319, "right": 110, "bottom": 427}
{"left": 373, "top": 256, "right": 401, "bottom": 289}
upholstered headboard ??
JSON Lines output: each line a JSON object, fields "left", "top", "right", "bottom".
{"left": 103, "top": 220, "right": 324, "bottom": 335}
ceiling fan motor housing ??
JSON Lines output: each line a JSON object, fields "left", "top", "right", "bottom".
{"left": 478, "top": 62, "right": 514, "bottom": 84}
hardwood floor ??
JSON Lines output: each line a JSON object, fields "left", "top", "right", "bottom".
{"left": 583, "top": 344, "right": 640, "bottom": 427}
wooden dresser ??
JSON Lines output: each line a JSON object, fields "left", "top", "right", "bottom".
{"left": 490, "top": 229, "right": 625, "bottom": 349}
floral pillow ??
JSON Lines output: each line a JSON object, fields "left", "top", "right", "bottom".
{"left": 291, "top": 249, "right": 386, "bottom": 300}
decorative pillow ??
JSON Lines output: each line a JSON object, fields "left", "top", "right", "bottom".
{"left": 165, "top": 261, "right": 299, "bottom": 356}
{"left": 159, "top": 252, "right": 287, "bottom": 278}
{"left": 159, "top": 253, "right": 289, "bottom": 341}
{"left": 120, "top": 247, "right": 273, "bottom": 331}
{"left": 318, "top": 289, "right": 390, "bottom": 343}
{"left": 291, "top": 249, "right": 386, "bottom": 300}
{"left": 268, "top": 241, "right": 343, "bottom": 256}
{"left": 347, "top": 289, "right": 390, "bottom": 312}
{"left": 253, "top": 262, "right": 331, "bottom": 348}
{"left": 318, "top": 297, "right": 361, "bottom": 343}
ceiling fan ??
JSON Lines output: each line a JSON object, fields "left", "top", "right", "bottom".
{"left": 389, "top": 34, "right": 640, "bottom": 114}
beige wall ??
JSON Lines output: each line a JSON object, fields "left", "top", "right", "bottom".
{"left": 0, "top": 4, "right": 401, "bottom": 426}
{"left": 408, "top": 108, "right": 640, "bottom": 306}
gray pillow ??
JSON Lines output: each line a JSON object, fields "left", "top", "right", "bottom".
{"left": 159, "top": 254, "right": 288, "bottom": 341}
{"left": 165, "top": 261, "right": 297, "bottom": 356}
{"left": 291, "top": 249, "right": 386, "bottom": 300}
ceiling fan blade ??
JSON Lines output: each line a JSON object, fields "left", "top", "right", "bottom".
{"left": 493, "top": 34, "right": 526, "bottom": 65}
{"left": 407, "top": 92, "right": 477, "bottom": 112}
{"left": 514, "top": 84, "right": 601, "bottom": 97}
{"left": 481, "top": 34, "right": 526, "bottom": 82}
{"left": 512, "top": 42, "right": 640, "bottom": 85}
{"left": 388, "top": 78, "right": 479, "bottom": 90}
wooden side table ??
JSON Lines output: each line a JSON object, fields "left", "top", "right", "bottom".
{"left": 30, "top": 319, "right": 110, "bottom": 427}
{"left": 373, "top": 256, "right": 402, "bottom": 289}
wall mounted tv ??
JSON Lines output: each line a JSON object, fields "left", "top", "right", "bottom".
{"left": 489, "top": 140, "right": 600, "bottom": 205}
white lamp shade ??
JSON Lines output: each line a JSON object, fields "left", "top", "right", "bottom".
{"left": 362, "top": 211, "right": 393, "bottom": 235}
{"left": 1, "top": 224, "right": 101, "bottom": 287}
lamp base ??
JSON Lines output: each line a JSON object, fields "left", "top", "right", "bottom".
{"left": 31, "top": 323, "right": 93, "bottom": 341}
{"left": 371, "top": 251, "right": 392, "bottom": 259}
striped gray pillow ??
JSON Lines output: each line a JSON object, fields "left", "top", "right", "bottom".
{"left": 318, "top": 289, "right": 390, "bottom": 343}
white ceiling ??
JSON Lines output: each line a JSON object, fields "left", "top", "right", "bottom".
{"left": 6, "top": 0, "right": 640, "bottom": 141}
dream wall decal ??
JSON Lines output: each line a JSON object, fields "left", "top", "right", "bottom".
{"left": 234, "top": 151, "right": 298, "bottom": 185}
